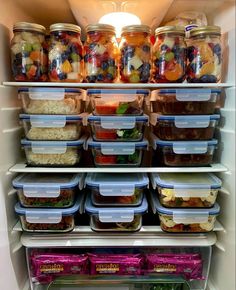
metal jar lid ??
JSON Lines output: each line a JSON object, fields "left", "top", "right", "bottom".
{"left": 50, "top": 23, "right": 81, "bottom": 33}
{"left": 155, "top": 26, "right": 185, "bottom": 36}
{"left": 122, "top": 24, "right": 151, "bottom": 34}
{"left": 190, "top": 26, "right": 221, "bottom": 37}
{"left": 13, "top": 22, "right": 46, "bottom": 33}
{"left": 86, "top": 24, "right": 115, "bottom": 33}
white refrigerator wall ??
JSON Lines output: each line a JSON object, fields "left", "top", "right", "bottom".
{"left": 0, "top": 1, "right": 235, "bottom": 290}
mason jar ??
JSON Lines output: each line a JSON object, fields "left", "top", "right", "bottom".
{"left": 153, "top": 26, "right": 187, "bottom": 83}
{"left": 119, "top": 25, "right": 151, "bottom": 83}
{"left": 187, "top": 26, "right": 222, "bottom": 83}
{"left": 49, "top": 23, "right": 83, "bottom": 82}
{"left": 84, "top": 24, "right": 118, "bottom": 83}
{"left": 11, "top": 22, "right": 47, "bottom": 81}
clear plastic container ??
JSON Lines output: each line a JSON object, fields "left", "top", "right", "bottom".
{"left": 152, "top": 136, "right": 218, "bottom": 167}
{"left": 20, "top": 114, "right": 83, "bottom": 141}
{"left": 87, "top": 138, "right": 148, "bottom": 167}
{"left": 151, "top": 173, "right": 222, "bottom": 208}
{"left": 86, "top": 173, "right": 149, "bottom": 206}
{"left": 150, "top": 193, "right": 220, "bottom": 233}
{"left": 87, "top": 89, "right": 149, "bottom": 116}
{"left": 15, "top": 197, "right": 82, "bottom": 232}
{"left": 151, "top": 89, "right": 221, "bottom": 115}
{"left": 85, "top": 194, "right": 148, "bottom": 231}
{"left": 88, "top": 115, "right": 148, "bottom": 142}
{"left": 150, "top": 113, "right": 220, "bottom": 141}
{"left": 21, "top": 138, "right": 85, "bottom": 167}
{"left": 19, "top": 88, "right": 86, "bottom": 115}
{"left": 13, "top": 173, "right": 84, "bottom": 208}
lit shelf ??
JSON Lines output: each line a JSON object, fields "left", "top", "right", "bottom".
{"left": 9, "top": 163, "right": 228, "bottom": 173}
{"left": 2, "top": 81, "right": 235, "bottom": 89}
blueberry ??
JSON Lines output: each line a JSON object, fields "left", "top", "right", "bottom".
{"left": 142, "top": 62, "right": 151, "bottom": 72}
{"left": 89, "top": 43, "right": 97, "bottom": 50}
{"left": 52, "top": 59, "right": 57, "bottom": 69}
{"left": 70, "top": 43, "right": 78, "bottom": 53}
{"left": 97, "top": 74, "right": 104, "bottom": 81}
{"left": 107, "top": 58, "right": 115, "bottom": 66}
{"left": 15, "top": 53, "right": 23, "bottom": 59}
{"left": 101, "top": 61, "right": 109, "bottom": 70}
{"left": 86, "top": 75, "right": 97, "bottom": 83}
{"left": 106, "top": 73, "right": 114, "bottom": 80}
{"left": 58, "top": 72, "right": 67, "bottom": 80}
{"left": 84, "top": 54, "right": 90, "bottom": 62}
{"left": 60, "top": 51, "right": 69, "bottom": 62}
{"left": 187, "top": 77, "right": 200, "bottom": 83}
{"left": 154, "top": 59, "right": 159, "bottom": 67}
{"left": 200, "top": 75, "right": 217, "bottom": 83}
{"left": 213, "top": 44, "right": 221, "bottom": 56}
{"left": 142, "top": 45, "right": 150, "bottom": 53}
{"left": 13, "top": 57, "right": 22, "bottom": 66}
{"left": 140, "top": 72, "right": 150, "bottom": 82}
{"left": 161, "top": 44, "right": 169, "bottom": 51}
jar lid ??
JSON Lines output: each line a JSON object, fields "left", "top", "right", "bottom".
{"left": 50, "top": 23, "right": 81, "bottom": 33}
{"left": 121, "top": 25, "right": 151, "bottom": 34}
{"left": 155, "top": 26, "right": 185, "bottom": 36}
{"left": 86, "top": 24, "right": 115, "bottom": 33}
{"left": 13, "top": 22, "right": 46, "bottom": 33}
{"left": 190, "top": 26, "right": 221, "bottom": 37}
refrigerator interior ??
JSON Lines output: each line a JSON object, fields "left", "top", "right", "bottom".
{"left": 0, "top": 0, "right": 235, "bottom": 290}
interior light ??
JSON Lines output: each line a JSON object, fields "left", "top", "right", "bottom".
{"left": 99, "top": 12, "right": 141, "bottom": 38}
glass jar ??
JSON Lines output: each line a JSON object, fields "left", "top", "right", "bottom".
{"left": 49, "top": 23, "right": 83, "bottom": 82}
{"left": 84, "top": 24, "right": 118, "bottom": 83}
{"left": 187, "top": 26, "right": 221, "bottom": 83}
{"left": 153, "top": 26, "right": 186, "bottom": 83}
{"left": 11, "top": 22, "right": 47, "bottom": 81}
{"left": 119, "top": 25, "right": 151, "bottom": 83}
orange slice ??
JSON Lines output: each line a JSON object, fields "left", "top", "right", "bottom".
{"left": 164, "top": 63, "right": 183, "bottom": 81}
{"left": 199, "top": 62, "right": 215, "bottom": 77}
{"left": 198, "top": 43, "right": 214, "bottom": 62}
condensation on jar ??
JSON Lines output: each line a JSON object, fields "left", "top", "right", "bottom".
{"left": 187, "top": 26, "right": 222, "bottom": 83}
{"left": 84, "top": 24, "right": 119, "bottom": 83}
{"left": 153, "top": 26, "right": 187, "bottom": 83}
{"left": 119, "top": 25, "right": 152, "bottom": 83}
{"left": 49, "top": 23, "right": 83, "bottom": 82}
{"left": 11, "top": 22, "right": 47, "bottom": 81}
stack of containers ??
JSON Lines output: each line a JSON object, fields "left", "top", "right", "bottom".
{"left": 149, "top": 88, "right": 222, "bottom": 233}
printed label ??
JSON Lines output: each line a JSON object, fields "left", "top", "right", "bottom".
{"left": 96, "top": 263, "right": 119, "bottom": 274}
{"left": 40, "top": 264, "right": 64, "bottom": 274}
{"left": 154, "top": 264, "right": 176, "bottom": 273}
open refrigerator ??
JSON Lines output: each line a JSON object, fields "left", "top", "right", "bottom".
{"left": 0, "top": 0, "right": 235, "bottom": 290}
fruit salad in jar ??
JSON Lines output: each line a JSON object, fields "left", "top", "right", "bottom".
{"left": 11, "top": 22, "right": 48, "bottom": 81}
{"left": 119, "top": 25, "right": 152, "bottom": 83}
{"left": 187, "top": 26, "right": 222, "bottom": 83}
{"left": 84, "top": 24, "right": 118, "bottom": 83}
{"left": 49, "top": 23, "right": 83, "bottom": 82}
{"left": 153, "top": 26, "right": 187, "bottom": 83}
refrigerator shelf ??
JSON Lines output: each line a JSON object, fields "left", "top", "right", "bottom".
{"left": 9, "top": 163, "right": 228, "bottom": 173}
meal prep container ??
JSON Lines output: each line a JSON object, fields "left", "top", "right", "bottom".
{"left": 87, "top": 89, "right": 149, "bottom": 116}
{"left": 88, "top": 115, "right": 148, "bottom": 142}
{"left": 85, "top": 194, "right": 148, "bottom": 232}
{"left": 150, "top": 193, "right": 220, "bottom": 233}
{"left": 15, "top": 197, "right": 82, "bottom": 232}
{"left": 151, "top": 89, "right": 221, "bottom": 115}
{"left": 19, "top": 88, "right": 86, "bottom": 115}
{"left": 13, "top": 173, "right": 84, "bottom": 208}
{"left": 21, "top": 137, "right": 85, "bottom": 167}
{"left": 152, "top": 135, "right": 218, "bottom": 167}
{"left": 86, "top": 173, "right": 149, "bottom": 206}
{"left": 150, "top": 173, "right": 222, "bottom": 208}
{"left": 86, "top": 138, "right": 148, "bottom": 167}
{"left": 20, "top": 114, "right": 83, "bottom": 141}
{"left": 150, "top": 113, "right": 220, "bottom": 141}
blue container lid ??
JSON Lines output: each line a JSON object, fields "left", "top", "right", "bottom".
{"left": 87, "top": 89, "right": 149, "bottom": 95}
{"left": 155, "top": 139, "right": 218, "bottom": 147}
{"left": 18, "top": 88, "right": 83, "bottom": 93}
{"left": 151, "top": 173, "right": 222, "bottom": 190}
{"left": 155, "top": 114, "right": 220, "bottom": 121}
{"left": 87, "top": 138, "right": 148, "bottom": 150}
{"left": 88, "top": 115, "right": 148, "bottom": 123}
{"left": 20, "top": 114, "right": 82, "bottom": 121}
{"left": 21, "top": 138, "right": 85, "bottom": 147}
{"left": 156, "top": 89, "right": 221, "bottom": 94}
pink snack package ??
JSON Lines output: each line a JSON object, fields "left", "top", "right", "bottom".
{"left": 31, "top": 252, "right": 88, "bottom": 284}
{"left": 145, "top": 254, "right": 203, "bottom": 280}
{"left": 88, "top": 254, "right": 144, "bottom": 275}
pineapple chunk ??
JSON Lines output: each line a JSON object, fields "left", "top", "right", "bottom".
{"left": 71, "top": 62, "right": 80, "bottom": 72}
{"left": 129, "top": 55, "right": 143, "bottom": 70}
{"left": 86, "top": 63, "right": 98, "bottom": 75}
{"left": 163, "top": 36, "right": 175, "bottom": 49}
{"left": 93, "top": 44, "right": 106, "bottom": 55}
{"left": 67, "top": 72, "right": 78, "bottom": 80}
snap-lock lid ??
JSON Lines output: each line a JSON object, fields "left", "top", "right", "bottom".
{"left": 88, "top": 115, "right": 148, "bottom": 129}
{"left": 20, "top": 114, "right": 82, "bottom": 128}
{"left": 86, "top": 173, "right": 149, "bottom": 196}
{"left": 150, "top": 113, "right": 220, "bottom": 128}
{"left": 85, "top": 194, "right": 148, "bottom": 222}
{"left": 13, "top": 173, "right": 84, "bottom": 198}
{"left": 15, "top": 197, "right": 82, "bottom": 223}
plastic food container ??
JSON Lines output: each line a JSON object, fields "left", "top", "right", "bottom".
{"left": 152, "top": 136, "right": 218, "bottom": 167}
{"left": 15, "top": 197, "right": 82, "bottom": 232}
{"left": 19, "top": 88, "right": 86, "bottom": 115}
{"left": 151, "top": 89, "right": 221, "bottom": 115}
{"left": 21, "top": 138, "right": 85, "bottom": 167}
{"left": 150, "top": 113, "right": 220, "bottom": 141}
{"left": 150, "top": 193, "right": 220, "bottom": 233}
{"left": 88, "top": 115, "right": 148, "bottom": 142}
{"left": 13, "top": 173, "right": 84, "bottom": 208}
{"left": 87, "top": 138, "right": 148, "bottom": 167}
{"left": 151, "top": 173, "right": 222, "bottom": 208}
{"left": 85, "top": 194, "right": 148, "bottom": 231}
{"left": 86, "top": 173, "right": 149, "bottom": 206}
{"left": 87, "top": 89, "right": 149, "bottom": 116}
{"left": 20, "top": 114, "right": 83, "bottom": 141}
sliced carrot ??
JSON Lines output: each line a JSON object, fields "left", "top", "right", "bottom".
{"left": 30, "top": 51, "right": 41, "bottom": 61}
